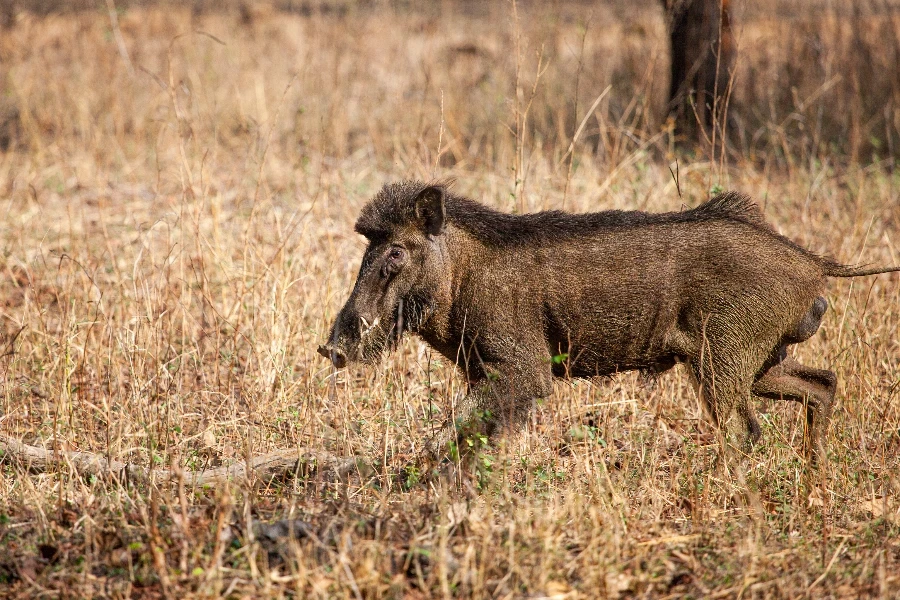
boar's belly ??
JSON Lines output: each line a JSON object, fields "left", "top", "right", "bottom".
{"left": 545, "top": 300, "right": 678, "bottom": 378}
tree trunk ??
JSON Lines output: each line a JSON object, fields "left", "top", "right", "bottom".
{"left": 663, "top": 0, "right": 734, "bottom": 145}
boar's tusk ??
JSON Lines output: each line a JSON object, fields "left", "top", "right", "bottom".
{"left": 360, "top": 316, "right": 380, "bottom": 338}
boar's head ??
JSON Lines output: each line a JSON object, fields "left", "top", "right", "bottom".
{"left": 318, "top": 182, "right": 448, "bottom": 367}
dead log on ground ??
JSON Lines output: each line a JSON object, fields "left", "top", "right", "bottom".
{"left": 0, "top": 434, "right": 365, "bottom": 486}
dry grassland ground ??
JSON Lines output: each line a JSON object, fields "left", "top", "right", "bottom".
{"left": 1, "top": 1, "right": 900, "bottom": 598}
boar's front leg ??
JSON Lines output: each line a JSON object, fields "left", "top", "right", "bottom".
{"left": 426, "top": 358, "right": 553, "bottom": 460}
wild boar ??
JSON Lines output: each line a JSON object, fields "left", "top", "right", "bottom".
{"left": 318, "top": 181, "right": 899, "bottom": 460}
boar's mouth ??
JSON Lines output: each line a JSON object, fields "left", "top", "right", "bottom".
{"left": 360, "top": 295, "right": 431, "bottom": 359}
{"left": 390, "top": 293, "right": 434, "bottom": 344}
{"left": 317, "top": 294, "right": 434, "bottom": 368}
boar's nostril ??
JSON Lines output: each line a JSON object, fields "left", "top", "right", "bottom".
{"left": 317, "top": 344, "right": 347, "bottom": 368}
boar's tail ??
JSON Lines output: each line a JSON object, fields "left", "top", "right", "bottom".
{"left": 824, "top": 261, "right": 900, "bottom": 278}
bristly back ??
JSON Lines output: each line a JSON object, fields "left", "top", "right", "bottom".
{"left": 356, "top": 181, "right": 775, "bottom": 246}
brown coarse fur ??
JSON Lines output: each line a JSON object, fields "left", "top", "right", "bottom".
{"left": 319, "top": 181, "right": 900, "bottom": 461}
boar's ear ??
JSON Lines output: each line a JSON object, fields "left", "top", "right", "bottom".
{"left": 414, "top": 186, "right": 446, "bottom": 236}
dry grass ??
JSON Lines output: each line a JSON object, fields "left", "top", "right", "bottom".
{"left": 1, "top": 2, "right": 899, "bottom": 598}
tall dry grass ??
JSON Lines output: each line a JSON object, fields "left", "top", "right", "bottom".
{"left": 0, "top": 2, "right": 899, "bottom": 598}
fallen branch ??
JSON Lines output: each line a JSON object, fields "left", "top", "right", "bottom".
{"left": 0, "top": 434, "right": 365, "bottom": 486}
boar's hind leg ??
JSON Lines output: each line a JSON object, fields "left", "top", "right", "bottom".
{"left": 426, "top": 360, "right": 553, "bottom": 460}
{"left": 751, "top": 356, "right": 836, "bottom": 461}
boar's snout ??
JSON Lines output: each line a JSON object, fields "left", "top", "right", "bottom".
{"left": 318, "top": 303, "right": 370, "bottom": 368}
{"left": 317, "top": 343, "right": 347, "bottom": 369}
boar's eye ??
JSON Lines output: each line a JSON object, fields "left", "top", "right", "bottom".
{"left": 381, "top": 246, "right": 406, "bottom": 277}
